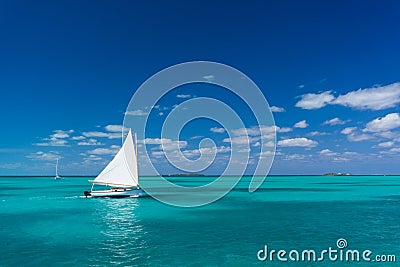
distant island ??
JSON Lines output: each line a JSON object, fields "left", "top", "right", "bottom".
{"left": 323, "top": 172, "right": 352, "bottom": 176}
{"left": 162, "top": 174, "right": 206, "bottom": 177}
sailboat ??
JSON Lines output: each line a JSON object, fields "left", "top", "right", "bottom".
{"left": 83, "top": 129, "right": 143, "bottom": 198}
{"left": 55, "top": 159, "right": 62, "bottom": 180}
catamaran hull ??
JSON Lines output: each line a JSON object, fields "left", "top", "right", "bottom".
{"left": 87, "top": 188, "right": 143, "bottom": 198}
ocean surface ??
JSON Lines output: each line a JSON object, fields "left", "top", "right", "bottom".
{"left": 0, "top": 175, "right": 399, "bottom": 266}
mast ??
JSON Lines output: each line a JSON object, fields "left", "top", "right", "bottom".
{"left": 135, "top": 132, "right": 139, "bottom": 186}
{"left": 90, "top": 129, "right": 138, "bottom": 187}
{"left": 56, "top": 159, "right": 59, "bottom": 177}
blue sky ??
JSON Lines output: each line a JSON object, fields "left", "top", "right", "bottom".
{"left": 0, "top": 0, "right": 400, "bottom": 175}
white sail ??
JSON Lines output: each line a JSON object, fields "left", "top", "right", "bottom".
{"left": 90, "top": 129, "right": 139, "bottom": 187}
{"left": 55, "top": 159, "right": 61, "bottom": 179}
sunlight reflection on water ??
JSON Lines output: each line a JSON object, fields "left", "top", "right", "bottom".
{"left": 93, "top": 199, "right": 149, "bottom": 266}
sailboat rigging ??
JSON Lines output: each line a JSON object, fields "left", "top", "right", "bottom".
{"left": 83, "top": 129, "right": 143, "bottom": 198}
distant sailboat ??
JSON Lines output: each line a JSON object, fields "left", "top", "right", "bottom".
{"left": 84, "top": 129, "right": 143, "bottom": 198}
{"left": 55, "top": 159, "right": 62, "bottom": 180}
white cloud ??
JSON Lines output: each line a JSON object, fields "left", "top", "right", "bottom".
{"left": 281, "top": 154, "right": 310, "bottom": 161}
{"left": 296, "top": 82, "right": 400, "bottom": 111}
{"left": 277, "top": 138, "right": 318, "bottom": 147}
{"left": 51, "top": 129, "right": 74, "bottom": 139}
{"left": 270, "top": 106, "right": 286, "bottom": 112}
{"left": 294, "top": 120, "right": 309, "bottom": 128}
{"left": 161, "top": 140, "right": 188, "bottom": 151}
{"left": 84, "top": 155, "right": 103, "bottom": 161}
{"left": 295, "top": 91, "right": 335, "bottom": 109}
{"left": 347, "top": 133, "right": 373, "bottom": 142}
{"left": 144, "top": 138, "right": 188, "bottom": 151}
{"left": 210, "top": 127, "right": 225, "bottom": 133}
{"left": 377, "top": 131, "right": 396, "bottom": 139}
{"left": 379, "top": 147, "right": 400, "bottom": 154}
{"left": 78, "top": 138, "right": 104, "bottom": 146}
{"left": 88, "top": 145, "right": 120, "bottom": 155}
{"left": 377, "top": 141, "right": 394, "bottom": 148}
{"left": 308, "top": 131, "right": 328, "bottom": 136}
{"left": 125, "top": 109, "right": 149, "bottom": 116}
{"left": 105, "top": 125, "right": 128, "bottom": 132}
{"left": 364, "top": 113, "right": 400, "bottom": 132}
{"left": 277, "top": 127, "right": 293, "bottom": 133}
{"left": 143, "top": 138, "right": 172, "bottom": 145}
{"left": 71, "top": 136, "right": 85, "bottom": 141}
{"left": 319, "top": 149, "right": 338, "bottom": 156}
{"left": 332, "top": 83, "right": 400, "bottom": 110}
{"left": 323, "top": 117, "right": 347, "bottom": 126}
{"left": 231, "top": 125, "right": 277, "bottom": 137}
{"left": 263, "top": 141, "right": 275, "bottom": 147}
{"left": 341, "top": 126, "right": 373, "bottom": 142}
{"left": 176, "top": 94, "right": 191, "bottom": 98}
{"left": 36, "top": 138, "right": 68, "bottom": 147}
{"left": 203, "top": 75, "right": 215, "bottom": 81}
{"left": 298, "top": 84, "right": 305, "bottom": 89}
{"left": 223, "top": 136, "right": 255, "bottom": 145}
{"left": 252, "top": 141, "right": 261, "bottom": 147}
{"left": 183, "top": 146, "right": 231, "bottom": 157}
{"left": 341, "top": 127, "right": 357, "bottom": 135}
{"left": 27, "top": 151, "right": 61, "bottom": 161}
{"left": 82, "top": 131, "right": 120, "bottom": 139}
{"left": 35, "top": 129, "right": 74, "bottom": 146}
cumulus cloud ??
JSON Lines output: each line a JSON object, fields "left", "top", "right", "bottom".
{"left": 125, "top": 109, "right": 149, "bottom": 116}
{"left": 51, "top": 130, "right": 74, "bottom": 139}
{"left": 376, "top": 141, "right": 394, "bottom": 148}
{"left": 295, "top": 91, "right": 335, "bottom": 109}
{"left": 296, "top": 82, "right": 400, "bottom": 111}
{"left": 332, "top": 83, "right": 400, "bottom": 110}
{"left": 270, "top": 106, "right": 286, "bottom": 112}
{"left": 36, "top": 139, "right": 68, "bottom": 147}
{"left": 144, "top": 138, "right": 188, "bottom": 151}
{"left": 27, "top": 151, "right": 61, "bottom": 161}
{"left": 294, "top": 120, "right": 309, "bottom": 128}
{"left": 210, "top": 127, "right": 225, "bottom": 133}
{"left": 341, "top": 127, "right": 357, "bottom": 135}
{"left": 364, "top": 113, "right": 400, "bottom": 132}
{"left": 83, "top": 155, "right": 103, "bottom": 161}
{"left": 323, "top": 117, "right": 347, "bottom": 126}
{"left": 319, "top": 149, "right": 338, "bottom": 156}
{"left": 278, "top": 127, "right": 293, "bottom": 133}
{"left": 277, "top": 137, "right": 318, "bottom": 147}
{"left": 88, "top": 145, "right": 120, "bottom": 155}
{"left": 105, "top": 125, "right": 128, "bottom": 132}
{"left": 82, "top": 131, "right": 120, "bottom": 139}
{"left": 78, "top": 138, "right": 104, "bottom": 146}
{"left": 308, "top": 131, "right": 328, "bottom": 136}
{"left": 176, "top": 94, "right": 191, "bottom": 98}
{"left": 35, "top": 129, "right": 74, "bottom": 146}
{"left": 203, "top": 75, "right": 215, "bottom": 81}
{"left": 71, "top": 136, "right": 85, "bottom": 141}
{"left": 348, "top": 133, "right": 373, "bottom": 142}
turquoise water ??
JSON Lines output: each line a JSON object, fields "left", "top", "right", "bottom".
{"left": 0, "top": 176, "right": 399, "bottom": 266}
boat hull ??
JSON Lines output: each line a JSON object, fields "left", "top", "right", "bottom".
{"left": 88, "top": 188, "right": 143, "bottom": 198}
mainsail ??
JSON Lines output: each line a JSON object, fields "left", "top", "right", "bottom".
{"left": 90, "top": 129, "right": 139, "bottom": 187}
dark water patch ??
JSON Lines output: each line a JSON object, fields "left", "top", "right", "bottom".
{"left": 233, "top": 187, "right": 344, "bottom": 193}
{"left": 313, "top": 182, "right": 376, "bottom": 185}
{"left": 347, "top": 184, "right": 400, "bottom": 187}
{"left": 0, "top": 193, "right": 17, "bottom": 197}
{"left": 375, "top": 194, "right": 400, "bottom": 200}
